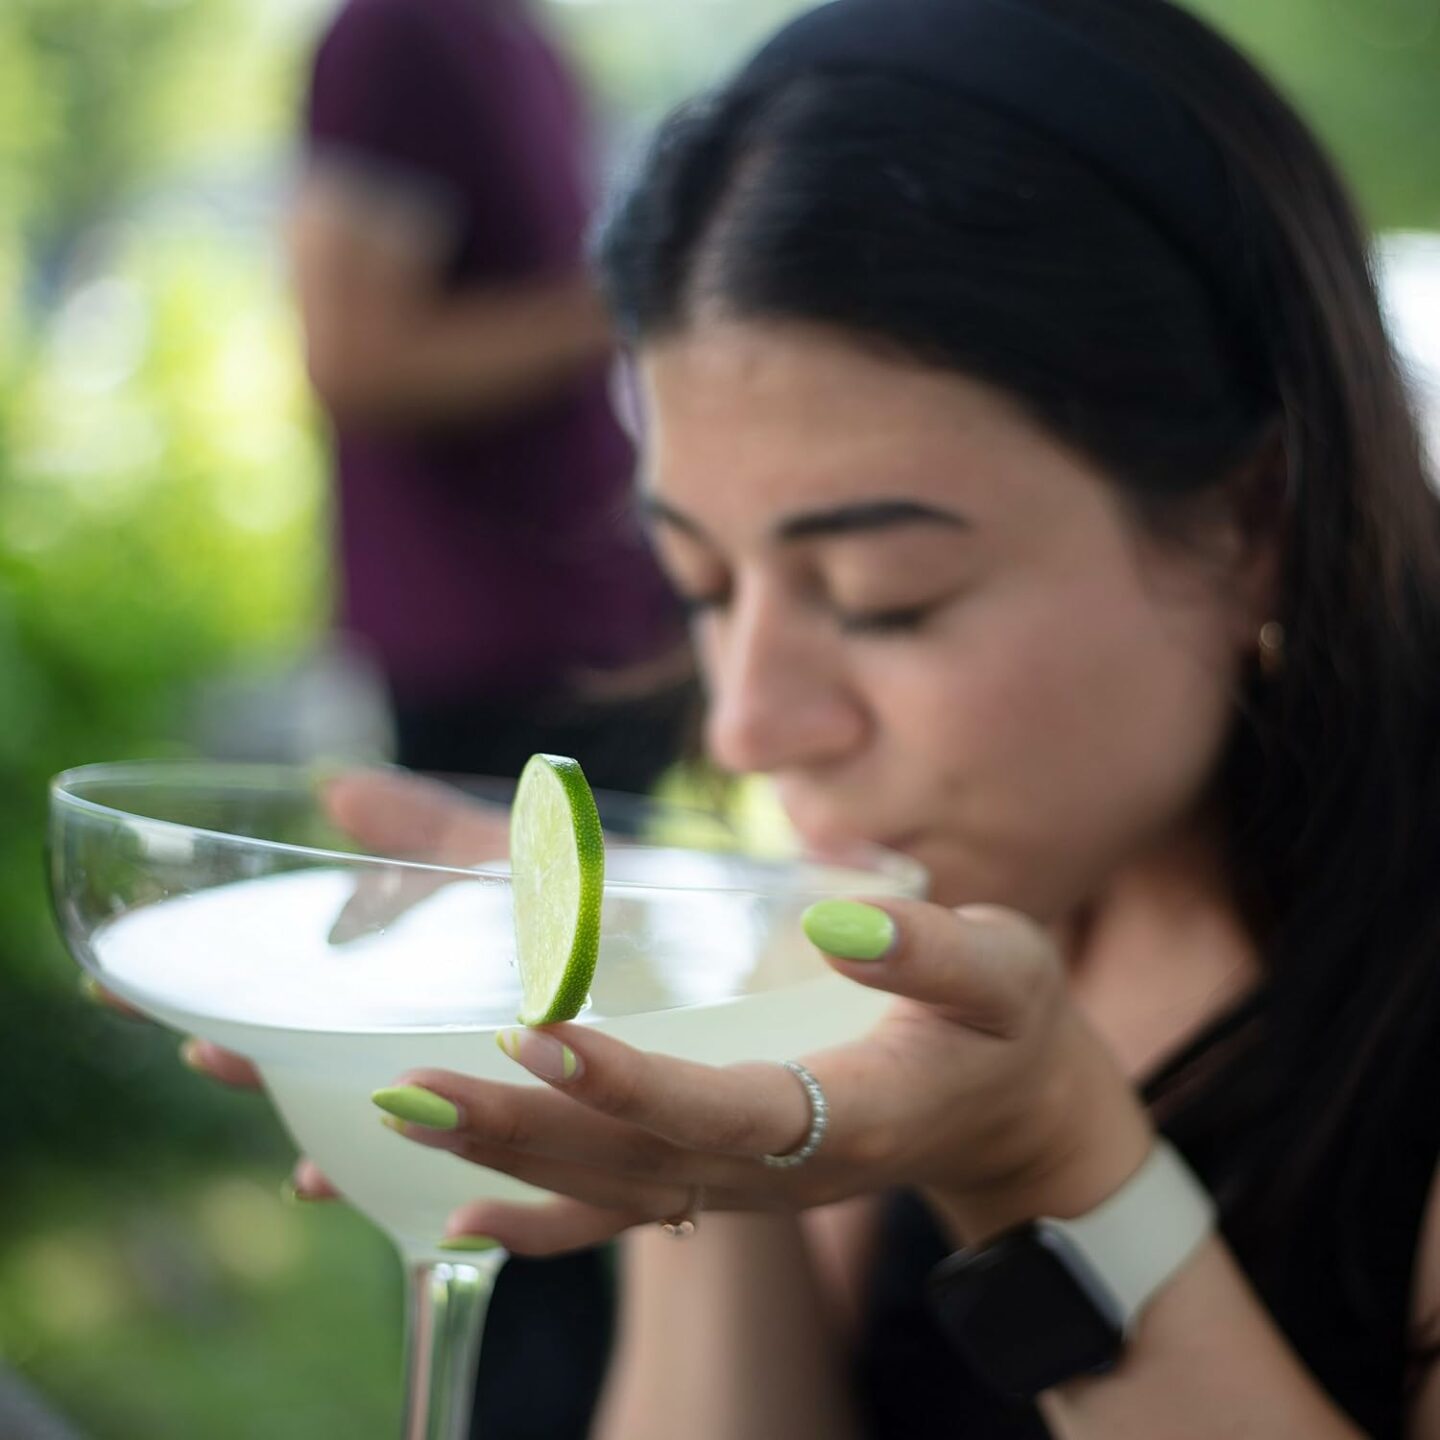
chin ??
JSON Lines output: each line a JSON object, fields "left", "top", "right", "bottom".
{"left": 888, "top": 834, "right": 1049, "bottom": 916}
{"left": 793, "top": 817, "right": 922, "bottom": 861}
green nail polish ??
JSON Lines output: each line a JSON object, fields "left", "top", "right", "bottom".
{"left": 497, "top": 1030, "right": 582, "bottom": 1082}
{"left": 438, "top": 1235, "right": 501, "bottom": 1252}
{"left": 372, "top": 1085, "right": 460, "bottom": 1130}
{"left": 78, "top": 973, "right": 103, "bottom": 1003}
{"left": 802, "top": 899, "right": 896, "bottom": 961}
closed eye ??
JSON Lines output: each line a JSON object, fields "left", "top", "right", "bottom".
{"left": 676, "top": 591, "right": 729, "bottom": 621}
{"left": 679, "top": 594, "right": 942, "bottom": 634}
{"left": 835, "top": 603, "right": 938, "bottom": 635}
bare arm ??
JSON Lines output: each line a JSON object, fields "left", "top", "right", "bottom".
{"left": 1031, "top": 1149, "right": 1440, "bottom": 1439}
{"left": 1037, "top": 1238, "right": 1365, "bottom": 1440}
{"left": 592, "top": 1214, "right": 864, "bottom": 1440}
{"left": 928, "top": 1144, "right": 1372, "bottom": 1440}
{"left": 287, "top": 167, "right": 613, "bottom": 431}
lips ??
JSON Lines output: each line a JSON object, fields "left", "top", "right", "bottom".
{"left": 787, "top": 811, "right": 923, "bottom": 858}
{"left": 771, "top": 785, "right": 926, "bottom": 856}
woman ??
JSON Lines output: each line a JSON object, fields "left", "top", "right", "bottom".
{"left": 195, "top": 0, "right": 1440, "bottom": 1433}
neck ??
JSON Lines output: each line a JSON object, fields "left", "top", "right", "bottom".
{"left": 1061, "top": 820, "right": 1261, "bottom": 1081}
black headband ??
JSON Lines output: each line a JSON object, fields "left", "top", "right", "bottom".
{"left": 737, "top": 0, "right": 1257, "bottom": 363}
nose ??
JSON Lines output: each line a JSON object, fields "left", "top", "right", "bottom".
{"left": 701, "top": 580, "right": 867, "bottom": 776}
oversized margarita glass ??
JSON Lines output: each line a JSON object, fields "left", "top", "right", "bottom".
{"left": 48, "top": 760, "right": 927, "bottom": 1439}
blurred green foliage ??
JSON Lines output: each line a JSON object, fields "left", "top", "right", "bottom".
{"left": 563, "top": 0, "right": 1440, "bottom": 231}
{"left": 0, "top": 2, "right": 344, "bottom": 1431}
{"left": 0, "top": 0, "right": 1437, "bottom": 1435}
{"left": 1189, "top": 0, "right": 1440, "bottom": 230}
{"left": 1, "top": 1166, "right": 400, "bottom": 1439}
{"left": 0, "top": 0, "right": 326, "bottom": 1165}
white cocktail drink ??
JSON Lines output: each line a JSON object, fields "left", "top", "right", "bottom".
{"left": 93, "top": 863, "right": 892, "bottom": 1260}
{"left": 52, "top": 761, "right": 927, "bottom": 1440}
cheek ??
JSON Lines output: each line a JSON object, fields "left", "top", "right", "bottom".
{"left": 871, "top": 581, "right": 1239, "bottom": 910}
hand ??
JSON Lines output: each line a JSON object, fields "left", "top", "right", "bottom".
{"left": 320, "top": 766, "right": 511, "bottom": 864}
{"left": 320, "top": 767, "right": 511, "bottom": 943}
{"left": 378, "top": 900, "right": 1154, "bottom": 1255}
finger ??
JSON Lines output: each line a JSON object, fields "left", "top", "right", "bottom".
{"left": 290, "top": 1157, "right": 339, "bottom": 1202}
{"left": 179, "top": 1038, "right": 263, "bottom": 1089}
{"left": 380, "top": 1070, "right": 803, "bottom": 1196}
{"left": 444, "top": 1197, "right": 641, "bottom": 1257}
{"left": 488, "top": 1027, "right": 817, "bottom": 1162}
{"left": 323, "top": 769, "right": 509, "bottom": 866}
{"left": 385, "top": 1118, "right": 702, "bottom": 1217}
{"left": 320, "top": 769, "right": 508, "bottom": 942}
{"left": 82, "top": 977, "right": 146, "bottom": 1020}
{"left": 380, "top": 1068, "right": 705, "bottom": 1182}
{"left": 806, "top": 898, "right": 1062, "bottom": 1037}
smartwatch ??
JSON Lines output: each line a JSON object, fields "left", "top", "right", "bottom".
{"left": 927, "top": 1139, "right": 1216, "bottom": 1399}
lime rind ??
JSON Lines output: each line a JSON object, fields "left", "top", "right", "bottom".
{"left": 511, "top": 753, "right": 605, "bottom": 1026}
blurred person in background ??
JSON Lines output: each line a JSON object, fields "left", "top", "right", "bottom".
{"left": 291, "top": 1, "right": 687, "bottom": 1434}
{"left": 292, "top": 0, "right": 689, "bottom": 794}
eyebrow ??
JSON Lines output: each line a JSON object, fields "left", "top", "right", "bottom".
{"left": 641, "top": 496, "right": 972, "bottom": 545}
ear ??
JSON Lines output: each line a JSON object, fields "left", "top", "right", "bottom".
{"left": 1219, "top": 426, "right": 1288, "bottom": 644}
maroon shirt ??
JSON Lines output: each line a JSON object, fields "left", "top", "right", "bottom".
{"left": 305, "top": 0, "right": 677, "bottom": 703}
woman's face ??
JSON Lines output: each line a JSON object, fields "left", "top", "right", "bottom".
{"left": 639, "top": 321, "right": 1269, "bottom": 918}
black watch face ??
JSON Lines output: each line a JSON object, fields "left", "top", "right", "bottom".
{"left": 928, "top": 1223, "right": 1126, "bottom": 1399}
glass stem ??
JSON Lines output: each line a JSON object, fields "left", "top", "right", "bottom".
{"left": 402, "top": 1255, "right": 504, "bottom": 1440}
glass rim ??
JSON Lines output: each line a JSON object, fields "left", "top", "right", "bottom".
{"left": 49, "top": 759, "right": 929, "bottom": 898}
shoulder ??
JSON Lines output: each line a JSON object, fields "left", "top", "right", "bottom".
{"left": 308, "top": 0, "right": 531, "bottom": 136}
{"left": 314, "top": 0, "right": 520, "bottom": 77}
{"left": 305, "top": 0, "right": 507, "bottom": 179}
{"left": 311, "top": 0, "right": 452, "bottom": 87}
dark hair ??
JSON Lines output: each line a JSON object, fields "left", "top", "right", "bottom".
{"left": 598, "top": 0, "right": 1440, "bottom": 1414}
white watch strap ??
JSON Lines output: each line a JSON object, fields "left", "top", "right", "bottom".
{"left": 1046, "top": 1139, "right": 1216, "bottom": 1331}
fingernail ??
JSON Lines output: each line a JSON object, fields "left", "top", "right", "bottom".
{"left": 179, "top": 1038, "right": 206, "bottom": 1073}
{"left": 281, "top": 1181, "right": 323, "bottom": 1205}
{"left": 372, "top": 1085, "right": 460, "bottom": 1130}
{"left": 802, "top": 900, "right": 896, "bottom": 961}
{"left": 381, "top": 1114, "right": 407, "bottom": 1134}
{"left": 497, "top": 1029, "right": 581, "bottom": 1082}
{"left": 78, "top": 973, "right": 103, "bottom": 1003}
{"left": 438, "top": 1234, "right": 502, "bottom": 1253}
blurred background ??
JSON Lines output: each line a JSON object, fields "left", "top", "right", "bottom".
{"left": 0, "top": 1, "right": 1437, "bottom": 1435}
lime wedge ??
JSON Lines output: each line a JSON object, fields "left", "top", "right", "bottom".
{"left": 510, "top": 753, "right": 605, "bottom": 1025}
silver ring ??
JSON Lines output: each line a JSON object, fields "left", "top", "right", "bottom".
{"left": 761, "top": 1061, "right": 829, "bottom": 1169}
